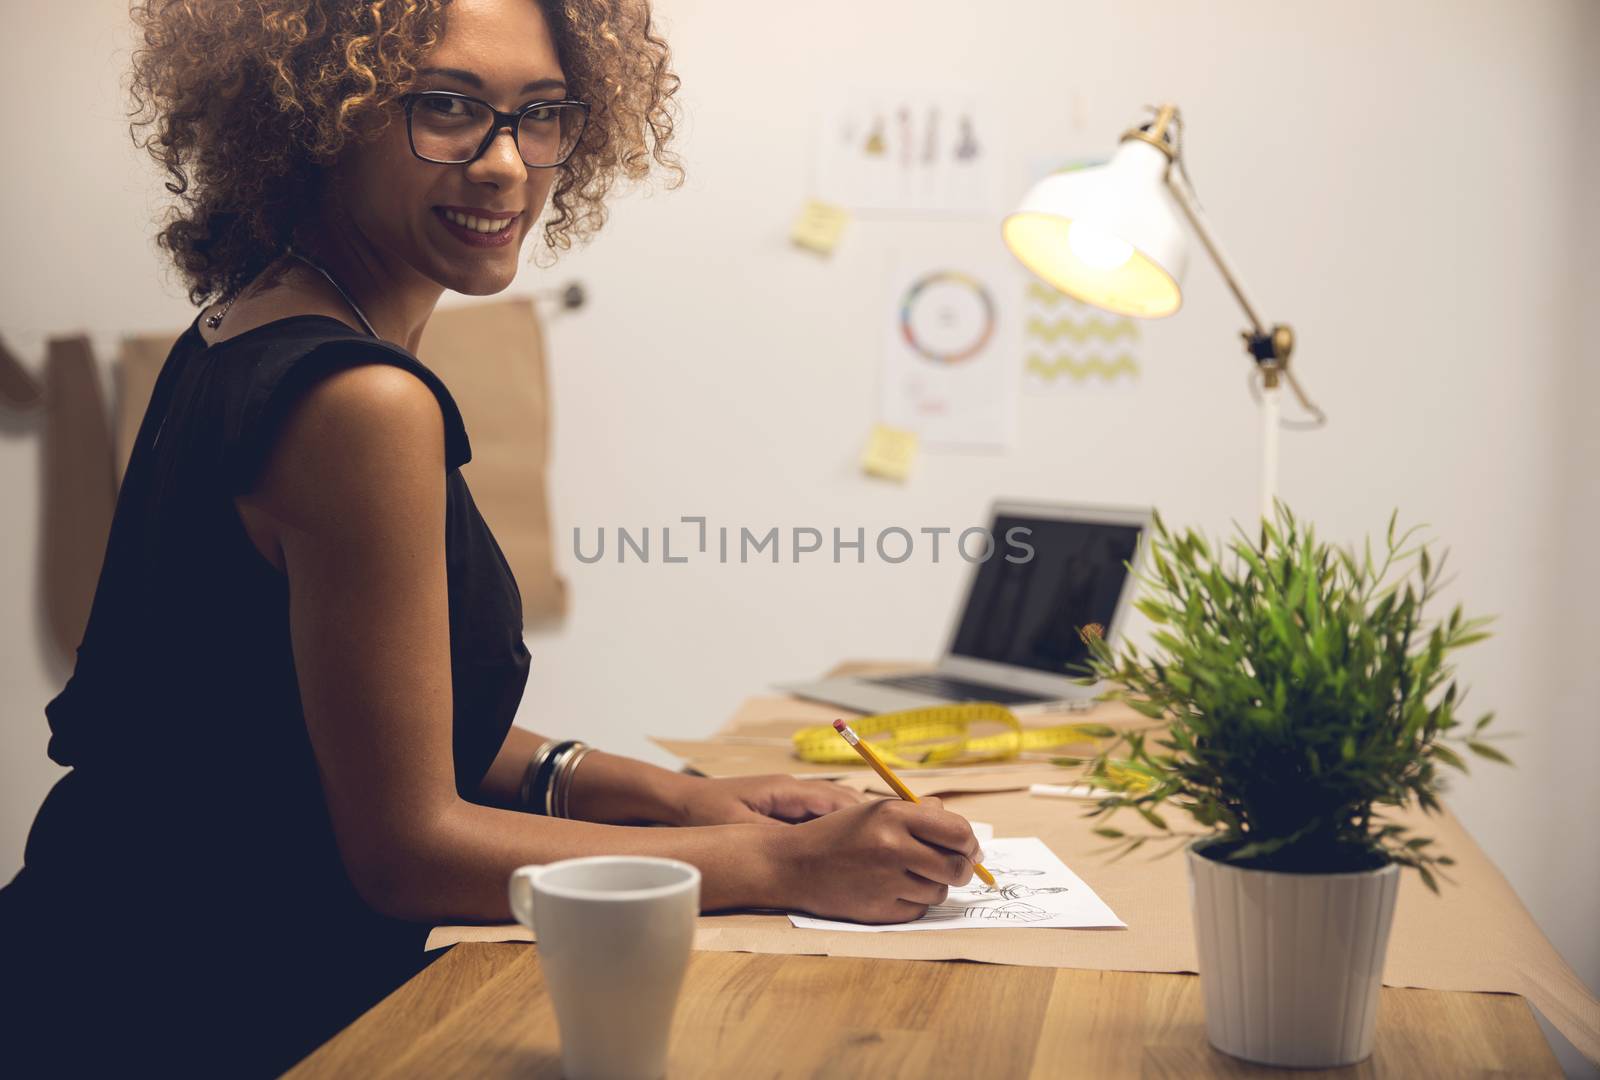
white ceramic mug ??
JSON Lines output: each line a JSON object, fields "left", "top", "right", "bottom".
{"left": 509, "top": 856, "right": 700, "bottom": 1080}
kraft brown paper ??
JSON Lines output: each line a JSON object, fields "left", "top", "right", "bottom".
{"left": 414, "top": 298, "right": 566, "bottom": 623}
{"left": 0, "top": 333, "right": 45, "bottom": 410}
{"left": 432, "top": 695, "right": 1600, "bottom": 1064}
{"left": 115, "top": 332, "right": 174, "bottom": 485}
{"left": 113, "top": 298, "right": 566, "bottom": 620}
{"left": 42, "top": 336, "right": 118, "bottom": 658}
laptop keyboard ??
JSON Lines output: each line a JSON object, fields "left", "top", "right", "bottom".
{"left": 866, "top": 673, "right": 1052, "bottom": 706}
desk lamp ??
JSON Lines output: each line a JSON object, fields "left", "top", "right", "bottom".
{"left": 1002, "top": 103, "right": 1326, "bottom": 521}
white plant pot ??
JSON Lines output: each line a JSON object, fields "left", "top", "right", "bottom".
{"left": 1187, "top": 841, "right": 1400, "bottom": 1068}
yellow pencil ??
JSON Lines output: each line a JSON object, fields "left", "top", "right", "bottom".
{"left": 833, "top": 718, "right": 997, "bottom": 888}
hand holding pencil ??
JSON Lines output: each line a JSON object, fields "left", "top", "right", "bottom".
{"left": 833, "top": 718, "right": 996, "bottom": 888}
{"left": 769, "top": 724, "right": 986, "bottom": 923}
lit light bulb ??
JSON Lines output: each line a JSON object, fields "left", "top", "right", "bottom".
{"left": 1067, "top": 219, "right": 1134, "bottom": 271}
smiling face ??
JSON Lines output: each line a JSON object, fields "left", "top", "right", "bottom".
{"left": 323, "top": 0, "right": 568, "bottom": 297}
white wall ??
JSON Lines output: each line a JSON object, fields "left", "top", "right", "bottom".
{"left": 3, "top": 0, "right": 1594, "bottom": 1064}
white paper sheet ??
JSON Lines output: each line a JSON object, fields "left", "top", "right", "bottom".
{"left": 812, "top": 91, "right": 999, "bottom": 216}
{"left": 788, "top": 836, "right": 1125, "bottom": 933}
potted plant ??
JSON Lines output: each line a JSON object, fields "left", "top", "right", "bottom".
{"left": 1071, "top": 502, "right": 1510, "bottom": 1068}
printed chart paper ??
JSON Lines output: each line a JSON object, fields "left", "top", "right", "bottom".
{"left": 789, "top": 836, "right": 1125, "bottom": 933}
{"left": 1022, "top": 280, "right": 1143, "bottom": 393}
{"left": 813, "top": 92, "right": 998, "bottom": 216}
{"left": 879, "top": 259, "right": 1018, "bottom": 450}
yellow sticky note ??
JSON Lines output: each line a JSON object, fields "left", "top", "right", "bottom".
{"left": 861, "top": 424, "right": 918, "bottom": 482}
{"left": 790, "top": 199, "right": 850, "bottom": 255}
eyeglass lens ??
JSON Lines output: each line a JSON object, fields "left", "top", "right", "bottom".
{"left": 410, "top": 94, "right": 584, "bottom": 167}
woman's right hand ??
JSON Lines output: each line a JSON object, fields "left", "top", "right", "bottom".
{"left": 768, "top": 797, "right": 981, "bottom": 923}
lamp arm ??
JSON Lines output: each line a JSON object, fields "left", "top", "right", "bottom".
{"left": 1163, "top": 170, "right": 1268, "bottom": 337}
{"left": 1162, "top": 154, "right": 1326, "bottom": 526}
{"left": 1113, "top": 101, "right": 1326, "bottom": 525}
{"left": 1125, "top": 102, "right": 1301, "bottom": 385}
{"left": 1164, "top": 165, "right": 1323, "bottom": 429}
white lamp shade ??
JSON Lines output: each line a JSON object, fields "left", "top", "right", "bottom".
{"left": 1002, "top": 138, "right": 1189, "bottom": 318}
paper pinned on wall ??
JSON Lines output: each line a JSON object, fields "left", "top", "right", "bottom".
{"left": 879, "top": 258, "right": 1018, "bottom": 450}
{"left": 813, "top": 91, "right": 998, "bottom": 216}
{"left": 1022, "top": 280, "right": 1143, "bottom": 393}
{"left": 789, "top": 836, "right": 1125, "bottom": 933}
{"left": 790, "top": 199, "right": 851, "bottom": 254}
{"left": 859, "top": 423, "right": 918, "bottom": 481}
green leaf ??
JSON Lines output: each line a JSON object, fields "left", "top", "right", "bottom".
{"left": 1466, "top": 741, "right": 1512, "bottom": 765}
{"left": 1136, "top": 805, "right": 1169, "bottom": 831}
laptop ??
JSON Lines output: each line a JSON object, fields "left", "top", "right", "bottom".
{"left": 777, "top": 500, "right": 1151, "bottom": 714}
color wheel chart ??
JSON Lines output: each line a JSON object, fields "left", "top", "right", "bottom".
{"left": 899, "top": 270, "right": 996, "bottom": 365}
{"left": 880, "top": 259, "right": 1017, "bottom": 450}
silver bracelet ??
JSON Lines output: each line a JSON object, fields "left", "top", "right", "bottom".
{"left": 543, "top": 741, "right": 583, "bottom": 817}
{"left": 554, "top": 745, "right": 596, "bottom": 819}
{"left": 518, "top": 739, "right": 557, "bottom": 812}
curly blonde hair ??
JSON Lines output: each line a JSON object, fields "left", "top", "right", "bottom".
{"left": 127, "top": 0, "right": 681, "bottom": 306}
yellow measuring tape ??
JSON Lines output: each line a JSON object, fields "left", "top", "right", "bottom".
{"left": 791, "top": 703, "right": 1110, "bottom": 770}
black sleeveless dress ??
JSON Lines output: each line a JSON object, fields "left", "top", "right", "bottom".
{"left": 0, "top": 314, "right": 532, "bottom": 1076}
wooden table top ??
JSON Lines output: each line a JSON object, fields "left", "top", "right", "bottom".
{"left": 287, "top": 942, "right": 1561, "bottom": 1078}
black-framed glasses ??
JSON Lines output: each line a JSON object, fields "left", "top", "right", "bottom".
{"left": 399, "top": 91, "right": 589, "bottom": 169}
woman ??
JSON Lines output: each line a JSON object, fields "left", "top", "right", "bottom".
{"left": 0, "top": 1, "right": 981, "bottom": 1074}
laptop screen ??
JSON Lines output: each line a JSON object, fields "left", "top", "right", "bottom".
{"left": 949, "top": 512, "right": 1143, "bottom": 677}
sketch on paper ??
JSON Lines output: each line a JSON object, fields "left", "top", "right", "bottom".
{"left": 953, "top": 114, "right": 980, "bottom": 162}
{"left": 996, "top": 884, "right": 1071, "bottom": 900}
{"left": 976, "top": 865, "right": 1045, "bottom": 877}
{"left": 788, "top": 837, "right": 1125, "bottom": 933}
{"left": 923, "top": 900, "right": 1053, "bottom": 923}
{"left": 813, "top": 92, "right": 997, "bottom": 215}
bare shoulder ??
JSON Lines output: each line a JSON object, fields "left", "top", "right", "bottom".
{"left": 243, "top": 363, "right": 448, "bottom": 559}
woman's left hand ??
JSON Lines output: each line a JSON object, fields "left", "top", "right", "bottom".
{"left": 673, "top": 774, "right": 869, "bottom": 827}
